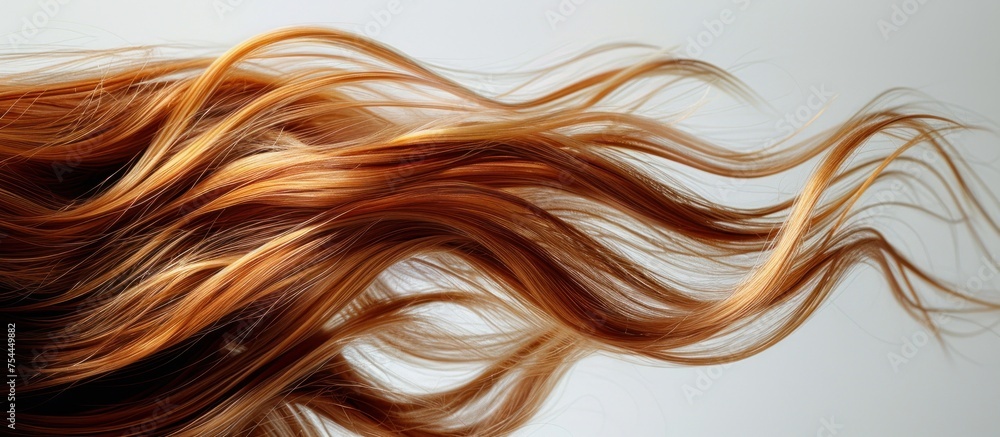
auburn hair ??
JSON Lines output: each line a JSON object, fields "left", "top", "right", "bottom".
{"left": 2, "top": 27, "right": 997, "bottom": 436}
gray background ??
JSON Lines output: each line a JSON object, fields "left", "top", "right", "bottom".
{"left": 4, "top": 1, "right": 999, "bottom": 436}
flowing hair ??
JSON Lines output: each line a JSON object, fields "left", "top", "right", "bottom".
{"left": 3, "top": 27, "right": 998, "bottom": 436}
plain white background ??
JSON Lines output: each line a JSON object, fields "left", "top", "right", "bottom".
{"left": 4, "top": 1, "right": 999, "bottom": 436}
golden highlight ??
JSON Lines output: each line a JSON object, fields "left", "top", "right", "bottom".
{"left": 3, "top": 27, "right": 998, "bottom": 436}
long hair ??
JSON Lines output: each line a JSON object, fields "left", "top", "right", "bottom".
{"left": 3, "top": 27, "right": 997, "bottom": 436}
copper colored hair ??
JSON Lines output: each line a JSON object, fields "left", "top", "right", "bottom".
{"left": 3, "top": 27, "right": 998, "bottom": 436}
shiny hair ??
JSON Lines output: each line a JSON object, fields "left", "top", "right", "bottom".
{"left": 3, "top": 27, "right": 997, "bottom": 436}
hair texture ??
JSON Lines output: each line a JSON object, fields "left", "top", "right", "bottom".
{"left": 3, "top": 27, "right": 999, "bottom": 436}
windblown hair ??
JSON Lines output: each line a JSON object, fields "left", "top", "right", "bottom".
{"left": 3, "top": 27, "right": 998, "bottom": 436}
